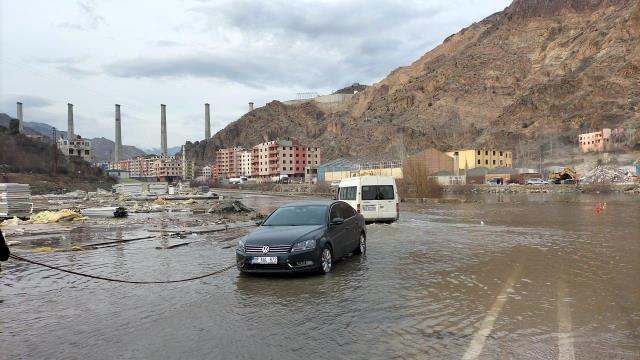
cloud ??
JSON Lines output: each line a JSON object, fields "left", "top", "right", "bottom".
{"left": 56, "top": 65, "right": 99, "bottom": 78}
{"left": 104, "top": 0, "right": 454, "bottom": 89}
{"left": 60, "top": 0, "right": 105, "bottom": 31}
{"left": 0, "top": 94, "right": 53, "bottom": 111}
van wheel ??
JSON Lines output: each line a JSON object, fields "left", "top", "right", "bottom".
{"left": 354, "top": 233, "right": 366, "bottom": 255}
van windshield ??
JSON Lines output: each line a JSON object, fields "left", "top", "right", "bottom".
{"left": 362, "top": 185, "right": 395, "bottom": 200}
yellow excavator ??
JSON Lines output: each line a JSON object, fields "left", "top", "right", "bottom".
{"left": 548, "top": 167, "right": 577, "bottom": 184}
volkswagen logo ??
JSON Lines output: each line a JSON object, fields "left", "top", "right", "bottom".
{"left": 261, "top": 246, "right": 270, "bottom": 254}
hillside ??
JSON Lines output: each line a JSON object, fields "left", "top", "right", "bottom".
{"left": 0, "top": 125, "right": 115, "bottom": 193}
{"left": 185, "top": 0, "right": 640, "bottom": 164}
{"left": 0, "top": 113, "right": 148, "bottom": 162}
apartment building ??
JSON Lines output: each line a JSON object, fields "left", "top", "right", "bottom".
{"left": 240, "top": 151, "right": 252, "bottom": 176}
{"left": 251, "top": 139, "right": 321, "bottom": 181}
{"left": 214, "top": 147, "right": 245, "bottom": 179}
{"left": 112, "top": 156, "right": 183, "bottom": 181}
{"left": 446, "top": 149, "right": 513, "bottom": 171}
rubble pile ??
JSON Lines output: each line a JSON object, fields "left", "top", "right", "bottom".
{"left": 580, "top": 164, "right": 634, "bottom": 184}
{"left": 208, "top": 200, "right": 253, "bottom": 214}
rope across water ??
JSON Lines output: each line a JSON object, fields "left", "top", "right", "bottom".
{"left": 9, "top": 253, "right": 236, "bottom": 284}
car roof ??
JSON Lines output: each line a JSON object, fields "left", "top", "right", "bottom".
{"left": 279, "top": 200, "right": 338, "bottom": 208}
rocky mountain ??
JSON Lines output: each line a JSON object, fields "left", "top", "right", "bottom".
{"left": 186, "top": 0, "right": 640, "bottom": 164}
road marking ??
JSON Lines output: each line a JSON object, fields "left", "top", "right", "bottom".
{"left": 462, "top": 264, "right": 522, "bottom": 360}
{"left": 557, "top": 280, "right": 575, "bottom": 360}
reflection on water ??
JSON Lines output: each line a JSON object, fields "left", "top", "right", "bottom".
{"left": 1, "top": 194, "right": 639, "bottom": 359}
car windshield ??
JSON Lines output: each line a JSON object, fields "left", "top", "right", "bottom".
{"left": 262, "top": 205, "right": 327, "bottom": 226}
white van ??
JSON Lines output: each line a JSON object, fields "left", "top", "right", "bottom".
{"left": 337, "top": 176, "right": 399, "bottom": 222}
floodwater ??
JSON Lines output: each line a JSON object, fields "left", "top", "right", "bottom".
{"left": 1, "top": 193, "right": 639, "bottom": 359}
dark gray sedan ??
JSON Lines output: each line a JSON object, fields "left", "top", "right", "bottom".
{"left": 236, "top": 200, "right": 366, "bottom": 274}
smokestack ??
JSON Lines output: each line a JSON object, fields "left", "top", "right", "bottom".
{"left": 16, "top": 102, "right": 24, "bottom": 134}
{"left": 114, "top": 104, "right": 122, "bottom": 162}
{"left": 205, "top": 103, "right": 211, "bottom": 140}
{"left": 249, "top": 102, "right": 254, "bottom": 112}
{"left": 161, "top": 104, "right": 167, "bottom": 157}
{"left": 67, "top": 103, "right": 75, "bottom": 140}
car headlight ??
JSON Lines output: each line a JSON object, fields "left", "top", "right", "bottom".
{"left": 291, "top": 239, "right": 317, "bottom": 252}
{"left": 237, "top": 237, "right": 247, "bottom": 252}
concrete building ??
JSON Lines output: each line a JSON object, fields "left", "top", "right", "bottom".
{"left": 446, "top": 149, "right": 513, "bottom": 171}
{"left": 57, "top": 103, "right": 92, "bottom": 162}
{"left": 58, "top": 137, "right": 92, "bottom": 162}
{"left": 214, "top": 147, "right": 245, "bottom": 179}
{"left": 200, "top": 165, "right": 212, "bottom": 178}
{"left": 240, "top": 150, "right": 252, "bottom": 176}
{"left": 578, "top": 128, "right": 625, "bottom": 152}
{"left": 251, "top": 139, "right": 321, "bottom": 181}
{"left": 113, "top": 155, "right": 183, "bottom": 181}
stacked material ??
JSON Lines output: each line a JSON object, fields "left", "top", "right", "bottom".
{"left": 0, "top": 183, "right": 33, "bottom": 218}
{"left": 114, "top": 183, "right": 144, "bottom": 196}
{"left": 148, "top": 183, "right": 168, "bottom": 195}
{"left": 81, "top": 207, "right": 128, "bottom": 218}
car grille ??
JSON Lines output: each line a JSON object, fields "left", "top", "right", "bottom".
{"left": 245, "top": 244, "right": 291, "bottom": 255}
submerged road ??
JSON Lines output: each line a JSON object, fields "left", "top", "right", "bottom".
{"left": 1, "top": 193, "right": 639, "bottom": 359}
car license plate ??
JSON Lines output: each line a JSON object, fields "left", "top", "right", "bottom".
{"left": 363, "top": 205, "right": 376, "bottom": 211}
{"left": 251, "top": 257, "right": 278, "bottom": 265}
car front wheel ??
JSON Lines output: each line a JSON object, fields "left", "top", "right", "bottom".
{"left": 320, "top": 245, "right": 333, "bottom": 274}
{"left": 354, "top": 233, "right": 366, "bottom": 255}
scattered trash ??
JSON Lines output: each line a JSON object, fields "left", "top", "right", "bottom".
{"left": 0, "top": 217, "right": 23, "bottom": 227}
{"left": 208, "top": 200, "right": 253, "bottom": 214}
{"left": 154, "top": 197, "right": 168, "bottom": 205}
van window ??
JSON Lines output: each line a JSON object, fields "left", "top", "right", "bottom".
{"left": 339, "top": 186, "right": 357, "bottom": 200}
{"left": 362, "top": 185, "right": 395, "bottom": 200}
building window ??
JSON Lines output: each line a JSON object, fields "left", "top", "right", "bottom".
{"left": 493, "top": 160, "right": 496, "bottom": 165}
{"left": 485, "top": 151, "right": 488, "bottom": 155}
{"left": 290, "top": 167, "right": 293, "bottom": 170}
{"left": 477, "top": 150, "right": 480, "bottom": 155}
{"left": 499, "top": 151, "right": 503, "bottom": 156}
{"left": 477, "top": 160, "right": 481, "bottom": 165}
{"left": 485, "top": 160, "right": 488, "bottom": 165}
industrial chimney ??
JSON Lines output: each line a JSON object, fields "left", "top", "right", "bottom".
{"left": 16, "top": 102, "right": 24, "bottom": 134}
{"left": 114, "top": 104, "right": 122, "bottom": 162}
{"left": 161, "top": 104, "right": 168, "bottom": 157}
{"left": 249, "top": 102, "right": 254, "bottom": 112}
{"left": 205, "top": 103, "right": 211, "bottom": 140}
{"left": 67, "top": 103, "right": 75, "bottom": 140}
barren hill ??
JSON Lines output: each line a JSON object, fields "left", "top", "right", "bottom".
{"left": 187, "top": 0, "right": 640, "bottom": 164}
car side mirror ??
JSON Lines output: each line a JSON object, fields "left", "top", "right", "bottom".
{"left": 330, "top": 218, "right": 344, "bottom": 226}
{"left": 255, "top": 220, "right": 263, "bottom": 226}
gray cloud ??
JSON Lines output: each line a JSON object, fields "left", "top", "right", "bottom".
{"left": 104, "top": 0, "right": 454, "bottom": 89}
{"left": 0, "top": 94, "right": 53, "bottom": 111}
{"left": 60, "top": 0, "right": 105, "bottom": 31}
{"left": 56, "top": 65, "right": 99, "bottom": 78}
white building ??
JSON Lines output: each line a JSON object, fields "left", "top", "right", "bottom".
{"left": 200, "top": 165, "right": 212, "bottom": 178}
{"left": 241, "top": 151, "right": 252, "bottom": 176}
{"left": 58, "top": 137, "right": 92, "bottom": 162}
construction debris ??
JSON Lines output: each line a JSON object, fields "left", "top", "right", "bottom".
{"left": 208, "top": 200, "right": 253, "bottom": 214}
{"left": 580, "top": 164, "right": 634, "bottom": 184}
{"left": 0, "top": 183, "right": 33, "bottom": 218}
{"left": 29, "top": 209, "right": 86, "bottom": 224}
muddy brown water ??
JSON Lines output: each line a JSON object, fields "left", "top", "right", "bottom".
{"left": 1, "top": 193, "right": 639, "bottom": 359}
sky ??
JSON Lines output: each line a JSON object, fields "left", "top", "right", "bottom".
{"left": 0, "top": 0, "right": 511, "bottom": 149}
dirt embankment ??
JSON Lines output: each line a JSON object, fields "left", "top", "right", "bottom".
{"left": 1, "top": 173, "right": 115, "bottom": 195}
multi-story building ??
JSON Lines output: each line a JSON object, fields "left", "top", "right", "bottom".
{"left": 214, "top": 147, "right": 245, "bottom": 179}
{"left": 111, "top": 156, "right": 183, "bottom": 181}
{"left": 251, "top": 139, "right": 321, "bottom": 181}
{"left": 200, "top": 165, "right": 212, "bottom": 178}
{"left": 446, "top": 149, "right": 512, "bottom": 171}
{"left": 578, "top": 128, "right": 624, "bottom": 152}
{"left": 58, "top": 136, "right": 92, "bottom": 162}
{"left": 240, "top": 151, "right": 252, "bottom": 176}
